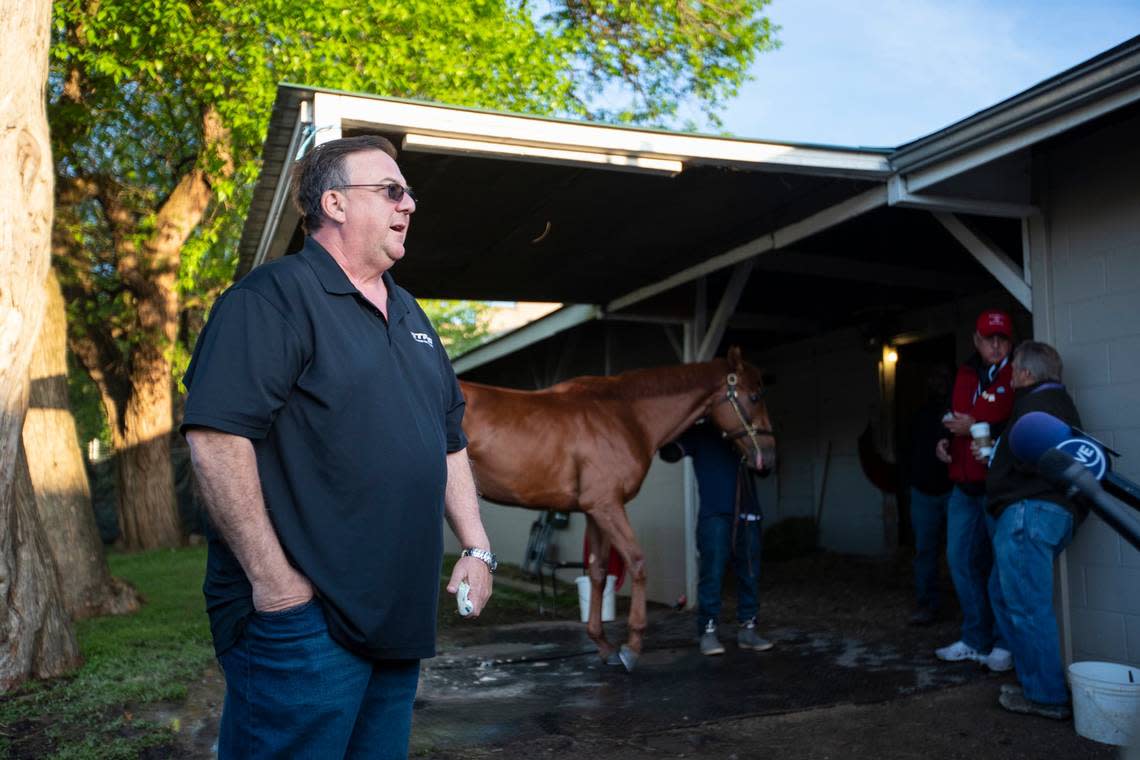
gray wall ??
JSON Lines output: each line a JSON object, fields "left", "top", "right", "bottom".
{"left": 753, "top": 328, "right": 887, "bottom": 555}
{"left": 1032, "top": 109, "right": 1140, "bottom": 666}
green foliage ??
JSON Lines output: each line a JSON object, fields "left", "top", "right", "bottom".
{"left": 547, "top": 0, "right": 780, "bottom": 126}
{"left": 0, "top": 546, "right": 214, "bottom": 758}
{"left": 67, "top": 349, "right": 111, "bottom": 451}
{"left": 419, "top": 299, "right": 495, "bottom": 358}
{"left": 48, "top": 0, "right": 777, "bottom": 414}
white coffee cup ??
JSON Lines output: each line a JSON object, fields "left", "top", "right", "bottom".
{"left": 970, "top": 422, "right": 993, "bottom": 457}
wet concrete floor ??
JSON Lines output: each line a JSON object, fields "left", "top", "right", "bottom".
{"left": 411, "top": 610, "right": 982, "bottom": 754}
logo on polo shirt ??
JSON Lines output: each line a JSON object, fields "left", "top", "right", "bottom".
{"left": 410, "top": 331, "right": 434, "bottom": 347}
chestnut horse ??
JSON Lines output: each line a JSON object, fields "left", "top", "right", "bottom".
{"left": 460, "top": 347, "right": 775, "bottom": 671}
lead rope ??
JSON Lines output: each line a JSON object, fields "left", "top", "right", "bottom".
{"left": 733, "top": 460, "right": 761, "bottom": 627}
{"left": 731, "top": 461, "right": 743, "bottom": 557}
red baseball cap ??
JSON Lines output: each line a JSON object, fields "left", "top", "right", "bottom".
{"left": 976, "top": 310, "right": 1013, "bottom": 338}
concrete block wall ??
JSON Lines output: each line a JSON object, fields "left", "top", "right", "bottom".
{"left": 1036, "top": 110, "right": 1140, "bottom": 666}
{"left": 755, "top": 327, "right": 888, "bottom": 555}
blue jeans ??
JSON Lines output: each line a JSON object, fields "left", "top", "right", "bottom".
{"left": 946, "top": 486, "right": 997, "bottom": 652}
{"left": 910, "top": 487, "right": 950, "bottom": 611}
{"left": 216, "top": 598, "right": 421, "bottom": 759}
{"left": 989, "top": 499, "right": 1074, "bottom": 705}
{"left": 697, "top": 513, "right": 762, "bottom": 632}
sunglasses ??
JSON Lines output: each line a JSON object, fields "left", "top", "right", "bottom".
{"left": 333, "top": 182, "right": 417, "bottom": 204}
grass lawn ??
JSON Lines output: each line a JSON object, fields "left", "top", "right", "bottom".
{"left": 1, "top": 546, "right": 214, "bottom": 759}
{"left": 0, "top": 546, "right": 578, "bottom": 759}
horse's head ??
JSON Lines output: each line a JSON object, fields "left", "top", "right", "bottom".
{"left": 706, "top": 346, "right": 777, "bottom": 474}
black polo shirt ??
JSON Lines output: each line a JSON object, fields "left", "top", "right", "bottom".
{"left": 181, "top": 238, "right": 467, "bottom": 660}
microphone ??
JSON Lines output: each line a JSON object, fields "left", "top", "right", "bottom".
{"left": 1009, "top": 411, "right": 1140, "bottom": 550}
{"left": 1037, "top": 448, "right": 1140, "bottom": 552}
{"left": 1009, "top": 411, "right": 1075, "bottom": 462}
{"left": 1008, "top": 411, "right": 1110, "bottom": 480}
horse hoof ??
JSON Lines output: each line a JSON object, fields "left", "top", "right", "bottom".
{"left": 604, "top": 651, "right": 624, "bottom": 666}
{"left": 618, "top": 645, "right": 638, "bottom": 672}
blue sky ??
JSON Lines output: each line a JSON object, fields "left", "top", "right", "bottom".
{"left": 716, "top": 0, "right": 1140, "bottom": 148}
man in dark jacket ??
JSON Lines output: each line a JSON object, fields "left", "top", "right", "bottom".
{"left": 934, "top": 310, "right": 1015, "bottom": 670}
{"left": 981, "top": 340, "right": 1084, "bottom": 720}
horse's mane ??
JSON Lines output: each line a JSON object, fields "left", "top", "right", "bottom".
{"left": 552, "top": 359, "right": 728, "bottom": 400}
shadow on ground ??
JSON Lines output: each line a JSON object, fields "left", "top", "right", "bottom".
{"left": 412, "top": 553, "right": 1118, "bottom": 759}
{"left": 166, "top": 553, "right": 1122, "bottom": 759}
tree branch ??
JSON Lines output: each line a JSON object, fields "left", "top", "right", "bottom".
{"left": 67, "top": 328, "right": 127, "bottom": 437}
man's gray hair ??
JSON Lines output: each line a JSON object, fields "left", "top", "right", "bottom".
{"left": 1013, "top": 340, "right": 1064, "bottom": 383}
{"left": 291, "top": 135, "right": 399, "bottom": 233}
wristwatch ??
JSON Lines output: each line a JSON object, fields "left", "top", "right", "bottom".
{"left": 461, "top": 547, "right": 498, "bottom": 574}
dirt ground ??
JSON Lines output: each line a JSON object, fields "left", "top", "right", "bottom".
{"left": 165, "top": 552, "right": 1130, "bottom": 759}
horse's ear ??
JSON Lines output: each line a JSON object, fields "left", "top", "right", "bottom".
{"left": 727, "top": 345, "right": 743, "bottom": 372}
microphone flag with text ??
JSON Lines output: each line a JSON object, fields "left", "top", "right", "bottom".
{"left": 1008, "top": 411, "right": 1140, "bottom": 551}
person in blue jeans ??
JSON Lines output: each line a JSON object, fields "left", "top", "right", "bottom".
{"left": 934, "top": 310, "right": 1016, "bottom": 671}
{"left": 906, "top": 366, "right": 953, "bottom": 626}
{"left": 660, "top": 422, "right": 773, "bottom": 656}
{"left": 183, "top": 136, "right": 495, "bottom": 758}
{"left": 978, "top": 341, "right": 1085, "bottom": 720}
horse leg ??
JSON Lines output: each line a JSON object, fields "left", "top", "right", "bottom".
{"left": 589, "top": 505, "right": 648, "bottom": 673}
{"left": 584, "top": 515, "right": 617, "bottom": 663}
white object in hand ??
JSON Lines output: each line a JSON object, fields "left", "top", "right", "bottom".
{"left": 456, "top": 581, "right": 474, "bottom": 617}
{"left": 970, "top": 422, "right": 994, "bottom": 457}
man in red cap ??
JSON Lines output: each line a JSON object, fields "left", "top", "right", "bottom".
{"left": 933, "top": 309, "right": 1016, "bottom": 670}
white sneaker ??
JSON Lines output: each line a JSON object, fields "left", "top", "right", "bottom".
{"left": 935, "top": 640, "right": 980, "bottom": 662}
{"left": 982, "top": 647, "right": 1013, "bottom": 672}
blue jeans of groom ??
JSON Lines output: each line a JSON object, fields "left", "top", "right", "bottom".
{"left": 697, "top": 513, "right": 762, "bottom": 633}
{"left": 988, "top": 499, "right": 1075, "bottom": 706}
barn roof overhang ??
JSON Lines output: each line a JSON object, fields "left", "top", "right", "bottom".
{"left": 237, "top": 85, "right": 893, "bottom": 302}
{"left": 236, "top": 35, "right": 1140, "bottom": 372}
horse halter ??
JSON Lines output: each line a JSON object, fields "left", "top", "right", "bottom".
{"left": 718, "top": 372, "right": 775, "bottom": 456}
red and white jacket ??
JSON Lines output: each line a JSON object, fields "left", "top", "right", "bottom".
{"left": 948, "top": 356, "right": 1014, "bottom": 485}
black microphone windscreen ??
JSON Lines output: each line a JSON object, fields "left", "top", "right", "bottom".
{"left": 1009, "top": 411, "right": 1073, "bottom": 464}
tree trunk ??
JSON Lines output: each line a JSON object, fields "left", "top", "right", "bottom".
{"left": 23, "top": 269, "right": 141, "bottom": 619}
{"left": 1, "top": 447, "right": 82, "bottom": 691}
{"left": 112, "top": 359, "right": 183, "bottom": 551}
{"left": 60, "top": 109, "right": 227, "bottom": 552}
{"left": 0, "top": 0, "right": 81, "bottom": 691}
{"left": 111, "top": 268, "right": 182, "bottom": 550}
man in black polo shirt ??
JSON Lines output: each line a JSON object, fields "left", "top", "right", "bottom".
{"left": 182, "top": 135, "right": 495, "bottom": 758}
{"left": 978, "top": 340, "right": 1083, "bottom": 721}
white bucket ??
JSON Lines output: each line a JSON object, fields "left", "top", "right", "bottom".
{"left": 1068, "top": 660, "right": 1140, "bottom": 746}
{"left": 575, "top": 575, "right": 617, "bottom": 623}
